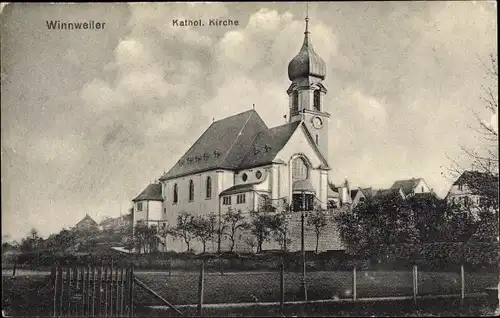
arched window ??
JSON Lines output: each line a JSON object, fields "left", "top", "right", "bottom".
{"left": 313, "top": 90, "right": 321, "bottom": 111}
{"left": 206, "top": 176, "right": 212, "bottom": 199}
{"left": 292, "top": 157, "right": 309, "bottom": 180}
{"left": 188, "top": 180, "right": 194, "bottom": 201}
{"left": 173, "top": 184, "right": 178, "bottom": 204}
{"left": 292, "top": 91, "right": 299, "bottom": 116}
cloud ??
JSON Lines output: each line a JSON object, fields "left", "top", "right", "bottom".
{"left": 1, "top": 2, "right": 497, "bottom": 240}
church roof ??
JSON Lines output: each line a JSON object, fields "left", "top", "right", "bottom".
{"left": 132, "top": 183, "right": 163, "bottom": 202}
{"left": 160, "top": 110, "right": 329, "bottom": 181}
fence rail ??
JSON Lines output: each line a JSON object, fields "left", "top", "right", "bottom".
{"left": 51, "top": 266, "right": 134, "bottom": 317}
{"left": 183, "top": 260, "right": 490, "bottom": 317}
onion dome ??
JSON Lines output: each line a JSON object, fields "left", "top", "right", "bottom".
{"left": 287, "top": 17, "right": 326, "bottom": 81}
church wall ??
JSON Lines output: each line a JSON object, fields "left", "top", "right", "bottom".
{"left": 163, "top": 170, "right": 231, "bottom": 223}
{"left": 275, "top": 126, "right": 325, "bottom": 207}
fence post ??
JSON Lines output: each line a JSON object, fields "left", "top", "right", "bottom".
{"left": 130, "top": 267, "right": 135, "bottom": 317}
{"left": 198, "top": 260, "right": 205, "bottom": 317}
{"left": 12, "top": 262, "right": 16, "bottom": 278}
{"left": 412, "top": 265, "right": 418, "bottom": 306}
{"left": 65, "top": 267, "right": 71, "bottom": 316}
{"left": 352, "top": 265, "right": 357, "bottom": 301}
{"left": 460, "top": 264, "right": 465, "bottom": 306}
{"left": 52, "top": 265, "right": 58, "bottom": 318}
{"left": 280, "top": 260, "right": 285, "bottom": 311}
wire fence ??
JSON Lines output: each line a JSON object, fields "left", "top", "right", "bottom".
{"left": 132, "top": 256, "right": 497, "bottom": 317}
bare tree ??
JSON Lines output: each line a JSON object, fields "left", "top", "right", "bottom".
{"left": 307, "top": 207, "right": 328, "bottom": 253}
{"left": 446, "top": 53, "right": 499, "bottom": 243}
{"left": 192, "top": 213, "right": 217, "bottom": 253}
{"left": 172, "top": 212, "right": 195, "bottom": 252}
{"left": 222, "top": 208, "right": 248, "bottom": 252}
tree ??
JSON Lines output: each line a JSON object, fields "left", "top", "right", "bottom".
{"left": 192, "top": 213, "right": 217, "bottom": 253}
{"left": 248, "top": 210, "right": 274, "bottom": 253}
{"left": 172, "top": 212, "right": 195, "bottom": 252}
{"left": 333, "top": 192, "right": 419, "bottom": 260}
{"left": 447, "top": 53, "right": 499, "bottom": 243}
{"left": 406, "top": 194, "right": 448, "bottom": 243}
{"left": 268, "top": 203, "right": 292, "bottom": 252}
{"left": 133, "top": 223, "right": 158, "bottom": 254}
{"left": 307, "top": 207, "right": 328, "bottom": 253}
{"left": 222, "top": 208, "right": 248, "bottom": 252}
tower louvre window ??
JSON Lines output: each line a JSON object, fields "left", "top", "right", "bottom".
{"left": 292, "top": 91, "right": 299, "bottom": 116}
{"left": 315, "top": 134, "right": 319, "bottom": 145}
{"left": 314, "top": 90, "right": 321, "bottom": 111}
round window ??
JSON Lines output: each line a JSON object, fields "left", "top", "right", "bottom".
{"left": 242, "top": 173, "right": 248, "bottom": 182}
{"left": 255, "top": 170, "right": 262, "bottom": 179}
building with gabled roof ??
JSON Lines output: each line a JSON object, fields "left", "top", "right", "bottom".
{"left": 131, "top": 15, "right": 344, "bottom": 253}
{"left": 445, "top": 170, "right": 499, "bottom": 218}
{"left": 75, "top": 214, "right": 99, "bottom": 231}
{"left": 390, "top": 177, "right": 431, "bottom": 197}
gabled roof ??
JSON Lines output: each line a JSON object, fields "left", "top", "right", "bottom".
{"left": 359, "top": 187, "right": 375, "bottom": 197}
{"left": 451, "top": 170, "right": 498, "bottom": 195}
{"left": 132, "top": 183, "right": 163, "bottom": 202}
{"left": 453, "top": 170, "right": 498, "bottom": 186}
{"left": 390, "top": 178, "right": 424, "bottom": 195}
{"left": 350, "top": 189, "right": 359, "bottom": 200}
{"left": 219, "top": 183, "right": 264, "bottom": 196}
{"left": 374, "top": 188, "right": 404, "bottom": 198}
{"left": 76, "top": 214, "right": 98, "bottom": 227}
{"left": 238, "top": 121, "right": 301, "bottom": 169}
{"left": 159, "top": 110, "right": 330, "bottom": 181}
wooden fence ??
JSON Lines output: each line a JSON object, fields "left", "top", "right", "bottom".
{"left": 51, "top": 266, "right": 134, "bottom": 317}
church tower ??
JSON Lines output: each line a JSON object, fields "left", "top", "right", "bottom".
{"left": 287, "top": 14, "right": 330, "bottom": 163}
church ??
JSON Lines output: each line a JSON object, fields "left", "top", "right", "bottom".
{"left": 131, "top": 16, "right": 346, "bottom": 253}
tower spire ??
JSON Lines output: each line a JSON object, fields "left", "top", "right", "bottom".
{"left": 305, "top": 1, "right": 309, "bottom": 34}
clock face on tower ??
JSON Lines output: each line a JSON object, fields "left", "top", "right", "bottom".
{"left": 312, "top": 116, "right": 323, "bottom": 129}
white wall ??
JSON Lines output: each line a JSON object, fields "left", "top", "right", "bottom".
{"left": 414, "top": 179, "right": 431, "bottom": 194}
{"left": 162, "top": 170, "right": 234, "bottom": 222}
{"left": 133, "top": 200, "right": 163, "bottom": 223}
{"left": 275, "top": 126, "right": 328, "bottom": 208}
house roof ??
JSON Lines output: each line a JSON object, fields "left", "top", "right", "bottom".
{"left": 452, "top": 170, "right": 499, "bottom": 195}
{"left": 374, "top": 188, "right": 403, "bottom": 198}
{"left": 350, "top": 189, "right": 359, "bottom": 200}
{"left": 219, "top": 183, "right": 263, "bottom": 196}
{"left": 390, "top": 178, "right": 423, "bottom": 195}
{"left": 132, "top": 183, "right": 163, "bottom": 202}
{"left": 159, "top": 110, "right": 329, "bottom": 181}
{"left": 359, "top": 187, "right": 376, "bottom": 197}
{"left": 76, "top": 214, "right": 98, "bottom": 227}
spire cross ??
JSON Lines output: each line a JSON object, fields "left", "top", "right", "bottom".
{"left": 305, "top": 1, "right": 309, "bottom": 34}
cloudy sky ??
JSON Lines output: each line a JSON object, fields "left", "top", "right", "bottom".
{"left": 1, "top": 2, "right": 497, "bottom": 241}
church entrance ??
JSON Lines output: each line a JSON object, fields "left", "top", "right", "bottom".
{"left": 292, "top": 193, "right": 314, "bottom": 212}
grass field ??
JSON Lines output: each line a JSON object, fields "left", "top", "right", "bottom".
{"left": 2, "top": 270, "right": 497, "bottom": 317}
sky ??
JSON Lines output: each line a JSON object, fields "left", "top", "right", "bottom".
{"left": 1, "top": 2, "right": 497, "bottom": 241}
